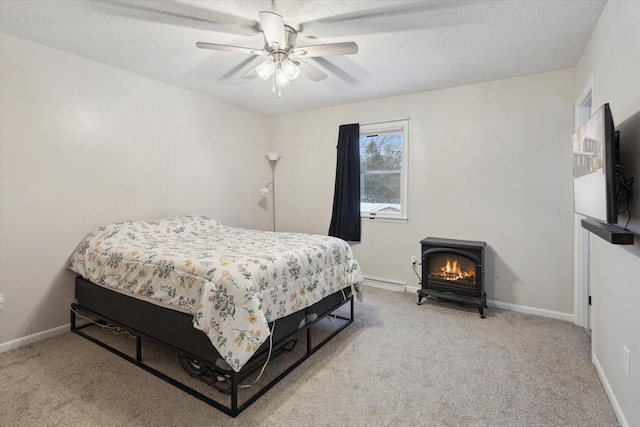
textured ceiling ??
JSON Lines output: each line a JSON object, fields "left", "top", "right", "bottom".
{"left": 0, "top": 0, "right": 606, "bottom": 115}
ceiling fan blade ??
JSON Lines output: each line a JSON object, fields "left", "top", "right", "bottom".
{"left": 311, "top": 57, "right": 358, "bottom": 84}
{"left": 240, "top": 65, "right": 260, "bottom": 80}
{"left": 259, "top": 11, "right": 285, "bottom": 47}
{"left": 196, "top": 42, "right": 265, "bottom": 56}
{"left": 297, "top": 2, "right": 471, "bottom": 37}
{"left": 293, "top": 42, "right": 358, "bottom": 58}
{"left": 90, "top": 0, "right": 259, "bottom": 36}
{"left": 220, "top": 56, "right": 261, "bottom": 80}
{"left": 310, "top": 2, "right": 451, "bottom": 24}
{"left": 294, "top": 60, "right": 327, "bottom": 82}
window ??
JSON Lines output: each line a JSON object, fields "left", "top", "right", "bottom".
{"left": 575, "top": 78, "right": 593, "bottom": 130}
{"left": 359, "top": 119, "right": 408, "bottom": 220}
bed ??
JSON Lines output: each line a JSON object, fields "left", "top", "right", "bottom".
{"left": 67, "top": 215, "right": 363, "bottom": 416}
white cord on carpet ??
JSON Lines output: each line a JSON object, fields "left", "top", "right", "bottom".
{"left": 326, "top": 288, "right": 350, "bottom": 325}
{"left": 70, "top": 306, "right": 136, "bottom": 338}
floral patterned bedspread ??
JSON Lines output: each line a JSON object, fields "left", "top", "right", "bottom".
{"left": 67, "top": 215, "right": 363, "bottom": 372}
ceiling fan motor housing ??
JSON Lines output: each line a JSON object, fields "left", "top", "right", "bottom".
{"left": 265, "top": 25, "right": 297, "bottom": 55}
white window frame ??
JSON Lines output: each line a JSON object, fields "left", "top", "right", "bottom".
{"left": 359, "top": 119, "right": 409, "bottom": 221}
{"left": 575, "top": 79, "right": 593, "bottom": 130}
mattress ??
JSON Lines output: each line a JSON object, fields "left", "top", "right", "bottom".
{"left": 67, "top": 215, "right": 363, "bottom": 371}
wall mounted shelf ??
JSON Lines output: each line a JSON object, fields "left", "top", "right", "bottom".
{"left": 581, "top": 218, "right": 634, "bottom": 245}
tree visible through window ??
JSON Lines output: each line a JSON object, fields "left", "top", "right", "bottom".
{"left": 359, "top": 120, "right": 408, "bottom": 219}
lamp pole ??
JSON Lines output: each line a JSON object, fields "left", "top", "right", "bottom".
{"left": 266, "top": 152, "right": 280, "bottom": 232}
{"left": 270, "top": 166, "right": 276, "bottom": 232}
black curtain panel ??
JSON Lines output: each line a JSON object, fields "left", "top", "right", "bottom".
{"left": 329, "top": 123, "right": 361, "bottom": 242}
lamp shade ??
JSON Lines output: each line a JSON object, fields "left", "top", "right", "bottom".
{"left": 267, "top": 152, "right": 280, "bottom": 161}
{"left": 281, "top": 59, "right": 300, "bottom": 80}
{"left": 260, "top": 187, "right": 270, "bottom": 197}
{"left": 256, "top": 60, "right": 276, "bottom": 80}
{"left": 275, "top": 68, "right": 290, "bottom": 87}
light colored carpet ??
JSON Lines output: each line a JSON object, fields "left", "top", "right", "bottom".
{"left": 0, "top": 286, "right": 619, "bottom": 426}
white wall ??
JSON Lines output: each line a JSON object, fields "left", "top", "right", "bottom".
{"left": 575, "top": 2, "right": 640, "bottom": 426}
{"left": 0, "top": 33, "right": 273, "bottom": 345}
{"left": 273, "top": 69, "right": 576, "bottom": 317}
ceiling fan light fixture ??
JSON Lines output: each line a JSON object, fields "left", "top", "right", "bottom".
{"left": 281, "top": 59, "right": 300, "bottom": 80}
{"left": 275, "top": 67, "right": 290, "bottom": 87}
{"left": 256, "top": 60, "right": 276, "bottom": 80}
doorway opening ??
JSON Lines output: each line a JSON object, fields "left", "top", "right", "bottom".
{"left": 574, "top": 78, "right": 593, "bottom": 333}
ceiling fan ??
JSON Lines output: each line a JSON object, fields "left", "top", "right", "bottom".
{"left": 196, "top": 11, "right": 358, "bottom": 97}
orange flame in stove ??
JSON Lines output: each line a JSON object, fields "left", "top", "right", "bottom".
{"left": 439, "top": 259, "right": 474, "bottom": 281}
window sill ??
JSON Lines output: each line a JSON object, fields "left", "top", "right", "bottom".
{"left": 361, "top": 216, "right": 408, "bottom": 224}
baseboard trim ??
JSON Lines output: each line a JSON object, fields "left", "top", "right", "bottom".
{"left": 364, "top": 277, "right": 406, "bottom": 292}
{"left": 487, "top": 300, "right": 573, "bottom": 322}
{"left": 405, "top": 285, "right": 573, "bottom": 322}
{"left": 406, "top": 285, "right": 420, "bottom": 294}
{"left": 593, "top": 353, "right": 628, "bottom": 427}
{"left": 0, "top": 323, "right": 70, "bottom": 353}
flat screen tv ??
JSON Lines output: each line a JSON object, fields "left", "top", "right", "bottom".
{"left": 572, "top": 103, "right": 617, "bottom": 224}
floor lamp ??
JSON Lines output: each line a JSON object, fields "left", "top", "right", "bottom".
{"left": 260, "top": 152, "right": 280, "bottom": 231}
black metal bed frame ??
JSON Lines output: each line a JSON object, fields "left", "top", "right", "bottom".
{"left": 70, "top": 296, "right": 353, "bottom": 417}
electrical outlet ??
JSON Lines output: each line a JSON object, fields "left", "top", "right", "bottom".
{"left": 411, "top": 256, "right": 418, "bottom": 265}
{"left": 624, "top": 346, "right": 630, "bottom": 378}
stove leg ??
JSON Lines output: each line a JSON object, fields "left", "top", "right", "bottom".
{"left": 417, "top": 291, "right": 425, "bottom": 305}
{"left": 479, "top": 292, "right": 487, "bottom": 318}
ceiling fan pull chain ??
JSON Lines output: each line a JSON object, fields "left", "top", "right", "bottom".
{"left": 272, "top": 73, "right": 276, "bottom": 93}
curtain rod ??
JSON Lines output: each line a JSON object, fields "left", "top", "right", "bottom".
{"left": 359, "top": 118, "right": 409, "bottom": 126}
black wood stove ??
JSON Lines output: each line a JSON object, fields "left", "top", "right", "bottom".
{"left": 417, "top": 237, "right": 487, "bottom": 318}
